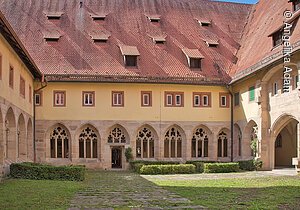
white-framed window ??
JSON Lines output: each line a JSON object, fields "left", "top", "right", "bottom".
{"left": 141, "top": 91, "right": 152, "bottom": 107}
{"left": 54, "top": 91, "right": 66, "bottom": 107}
{"left": 175, "top": 94, "right": 182, "bottom": 106}
{"left": 35, "top": 93, "right": 42, "bottom": 106}
{"left": 112, "top": 91, "right": 124, "bottom": 106}
{"left": 203, "top": 95, "right": 209, "bottom": 106}
{"left": 83, "top": 91, "right": 95, "bottom": 106}
{"left": 194, "top": 94, "right": 201, "bottom": 107}
{"left": 166, "top": 94, "right": 173, "bottom": 106}
{"left": 221, "top": 96, "right": 227, "bottom": 107}
{"left": 273, "top": 82, "right": 278, "bottom": 95}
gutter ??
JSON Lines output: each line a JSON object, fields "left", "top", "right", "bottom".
{"left": 226, "top": 85, "right": 234, "bottom": 162}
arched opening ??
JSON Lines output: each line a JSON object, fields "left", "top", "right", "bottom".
{"left": 78, "top": 125, "right": 99, "bottom": 159}
{"left": 27, "top": 119, "right": 33, "bottom": 161}
{"left": 244, "top": 120, "right": 258, "bottom": 158}
{"left": 191, "top": 127, "right": 210, "bottom": 158}
{"left": 217, "top": 129, "right": 229, "bottom": 158}
{"left": 164, "top": 126, "right": 184, "bottom": 158}
{"left": 107, "top": 124, "right": 129, "bottom": 169}
{"left": 49, "top": 124, "right": 70, "bottom": 158}
{"left": 17, "top": 114, "right": 26, "bottom": 159}
{"left": 0, "top": 108, "right": 3, "bottom": 163}
{"left": 136, "top": 125, "right": 157, "bottom": 159}
{"left": 5, "top": 108, "right": 16, "bottom": 160}
{"left": 273, "top": 116, "right": 298, "bottom": 168}
{"left": 234, "top": 124, "right": 242, "bottom": 158}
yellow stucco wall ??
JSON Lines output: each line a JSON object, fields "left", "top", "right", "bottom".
{"left": 0, "top": 35, "right": 35, "bottom": 116}
{"left": 36, "top": 82, "right": 231, "bottom": 122}
{"left": 232, "top": 76, "right": 260, "bottom": 122}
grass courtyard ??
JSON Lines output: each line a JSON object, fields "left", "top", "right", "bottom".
{"left": 0, "top": 170, "right": 299, "bottom": 209}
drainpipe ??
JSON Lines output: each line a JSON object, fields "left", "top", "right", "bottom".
{"left": 33, "top": 75, "right": 47, "bottom": 162}
{"left": 227, "top": 85, "right": 234, "bottom": 162}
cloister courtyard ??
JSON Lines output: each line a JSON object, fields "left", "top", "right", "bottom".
{"left": 0, "top": 169, "right": 300, "bottom": 209}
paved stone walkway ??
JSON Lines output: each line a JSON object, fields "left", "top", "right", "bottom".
{"left": 143, "top": 168, "right": 298, "bottom": 181}
{"left": 69, "top": 170, "right": 205, "bottom": 210}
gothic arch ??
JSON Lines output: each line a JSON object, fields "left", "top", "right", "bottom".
{"left": 5, "top": 107, "right": 16, "bottom": 160}
{"left": 46, "top": 123, "right": 71, "bottom": 159}
{"left": 234, "top": 123, "right": 242, "bottom": 158}
{"left": 163, "top": 125, "right": 186, "bottom": 158}
{"left": 106, "top": 124, "right": 130, "bottom": 144}
{"left": 191, "top": 126, "right": 211, "bottom": 158}
{"left": 217, "top": 128, "right": 230, "bottom": 158}
{"left": 17, "top": 113, "right": 26, "bottom": 159}
{"left": 244, "top": 120, "right": 258, "bottom": 158}
{"left": 135, "top": 124, "right": 158, "bottom": 159}
{"left": 76, "top": 124, "right": 100, "bottom": 159}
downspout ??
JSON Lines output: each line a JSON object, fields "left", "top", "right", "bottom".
{"left": 227, "top": 85, "right": 234, "bottom": 162}
{"left": 33, "top": 75, "right": 47, "bottom": 162}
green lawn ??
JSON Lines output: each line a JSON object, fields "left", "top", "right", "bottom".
{"left": 149, "top": 175, "right": 300, "bottom": 209}
{"left": 1, "top": 171, "right": 300, "bottom": 209}
{"left": 0, "top": 178, "right": 83, "bottom": 210}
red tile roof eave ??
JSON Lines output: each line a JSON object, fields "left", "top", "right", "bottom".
{"left": 0, "top": 11, "right": 42, "bottom": 79}
{"left": 44, "top": 74, "right": 228, "bottom": 86}
{"left": 230, "top": 40, "right": 300, "bottom": 84}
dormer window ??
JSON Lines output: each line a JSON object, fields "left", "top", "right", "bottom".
{"left": 119, "top": 45, "right": 140, "bottom": 67}
{"left": 45, "top": 12, "right": 63, "bottom": 20}
{"left": 190, "top": 58, "right": 201, "bottom": 68}
{"left": 203, "top": 39, "right": 219, "bottom": 48}
{"left": 90, "top": 13, "right": 107, "bottom": 21}
{"left": 151, "top": 36, "right": 166, "bottom": 44}
{"left": 90, "top": 31, "right": 110, "bottom": 43}
{"left": 43, "top": 31, "right": 61, "bottom": 42}
{"left": 272, "top": 30, "right": 283, "bottom": 47}
{"left": 197, "top": 18, "right": 211, "bottom": 27}
{"left": 146, "top": 15, "right": 161, "bottom": 22}
{"left": 182, "top": 48, "right": 204, "bottom": 69}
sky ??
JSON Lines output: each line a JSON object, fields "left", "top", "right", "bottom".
{"left": 215, "top": 0, "right": 258, "bottom": 4}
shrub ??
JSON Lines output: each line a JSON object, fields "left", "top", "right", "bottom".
{"left": 139, "top": 164, "right": 195, "bottom": 175}
{"left": 125, "top": 147, "right": 133, "bottom": 162}
{"left": 186, "top": 161, "right": 217, "bottom": 173}
{"left": 204, "top": 162, "right": 239, "bottom": 173}
{"left": 130, "top": 160, "right": 180, "bottom": 173}
{"left": 238, "top": 160, "right": 256, "bottom": 171}
{"left": 10, "top": 162, "right": 85, "bottom": 181}
{"left": 254, "top": 159, "right": 263, "bottom": 170}
{"left": 185, "top": 161, "right": 204, "bottom": 173}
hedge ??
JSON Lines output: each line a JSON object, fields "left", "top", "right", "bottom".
{"left": 10, "top": 162, "right": 85, "bottom": 181}
{"left": 204, "top": 162, "right": 239, "bottom": 173}
{"left": 140, "top": 164, "right": 195, "bottom": 175}
{"left": 238, "top": 160, "right": 256, "bottom": 171}
{"left": 186, "top": 161, "right": 217, "bottom": 173}
{"left": 130, "top": 160, "right": 180, "bottom": 173}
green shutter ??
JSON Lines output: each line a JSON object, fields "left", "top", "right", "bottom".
{"left": 249, "top": 86, "right": 255, "bottom": 101}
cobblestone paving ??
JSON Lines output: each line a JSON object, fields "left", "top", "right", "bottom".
{"left": 69, "top": 170, "right": 205, "bottom": 210}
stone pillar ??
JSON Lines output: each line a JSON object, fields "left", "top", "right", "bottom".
{"left": 259, "top": 81, "right": 272, "bottom": 170}
{"left": 297, "top": 62, "right": 300, "bottom": 89}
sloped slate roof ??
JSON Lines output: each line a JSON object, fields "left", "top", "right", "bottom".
{"left": 0, "top": 0, "right": 252, "bottom": 84}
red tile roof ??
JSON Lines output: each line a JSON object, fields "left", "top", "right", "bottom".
{"left": 0, "top": 0, "right": 252, "bottom": 84}
{"left": 231, "top": 0, "right": 300, "bottom": 79}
